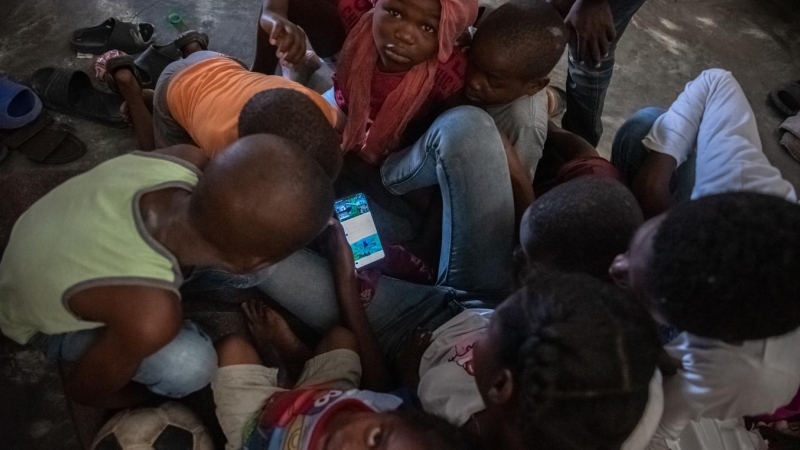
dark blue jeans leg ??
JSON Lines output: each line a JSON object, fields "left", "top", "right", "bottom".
{"left": 611, "top": 107, "right": 695, "bottom": 201}
{"left": 562, "top": 0, "right": 649, "bottom": 146}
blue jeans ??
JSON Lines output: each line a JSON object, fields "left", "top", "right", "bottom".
{"left": 561, "top": 0, "right": 649, "bottom": 146}
{"left": 259, "top": 106, "right": 515, "bottom": 361}
{"left": 181, "top": 266, "right": 273, "bottom": 292}
{"left": 33, "top": 321, "right": 217, "bottom": 398}
{"left": 611, "top": 107, "right": 696, "bottom": 201}
{"left": 381, "top": 106, "right": 516, "bottom": 293}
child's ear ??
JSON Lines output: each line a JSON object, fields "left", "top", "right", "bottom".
{"left": 485, "top": 368, "right": 515, "bottom": 405}
{"left": 524, "top": 77, "right": 550, "bottom": 97}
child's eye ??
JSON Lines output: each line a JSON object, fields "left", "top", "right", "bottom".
{"left": 367, "top": 427, "right": 384, "bottom": 447}
{"left": 388, "top": 9, "right": 401, "bottom": 17}
{"left": 421, "top": 24, "right": 435, "bottom": 33}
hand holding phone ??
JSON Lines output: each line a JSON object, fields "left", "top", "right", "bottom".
{"left": 319, "top": 218, "right": 356, "bottom": 273}
{"left": 334, "top": 193, "right": 385, "bottom": 269}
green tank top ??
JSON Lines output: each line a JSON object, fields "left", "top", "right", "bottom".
{"left": 0, "top": 152, "right": 200, "bottom": 344}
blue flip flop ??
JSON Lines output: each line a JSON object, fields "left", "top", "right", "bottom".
{"left": 0, "top": 77, "right": 42, "bottom": 129}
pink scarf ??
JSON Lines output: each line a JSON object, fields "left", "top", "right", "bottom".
{"left": 337, "top": 0, "right": 478, "bottom": 164}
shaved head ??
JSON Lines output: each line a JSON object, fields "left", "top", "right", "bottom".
{"left": 189, "top": 134, "right": 334, "bottom": 269}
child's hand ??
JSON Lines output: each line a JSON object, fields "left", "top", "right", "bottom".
{"left": 564, "top": 0, "right": 616, "bottom": 68}
{"left": 319, "top": 218, "right": 356, "bottom": 275}
{"left": 259, "top": 12, "right": 308, "bottom": 67}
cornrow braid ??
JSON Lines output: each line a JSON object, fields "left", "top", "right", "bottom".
{"left": 495, "top": 267, "right": 660, "bottom": 450}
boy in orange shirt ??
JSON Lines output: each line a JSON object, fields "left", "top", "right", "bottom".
{"left": 109, "top": 35, "right": 344, "bottom": 178}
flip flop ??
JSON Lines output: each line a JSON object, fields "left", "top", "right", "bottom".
{"left": 768, "top": 81, "right": 800, "bottom": 118}
{"left": 0, "top": 77, "right": 42, "bottom": 129}
{"left": 173, "top": 30, "right": 210, "bottom": 57}
{"left": 30, "top": 67, "right": 125, "bottom": 128}
{"left": 71, "top": 18, "right": 155, "bottom": 55}
{"left": 0, "top": 112, "right": 87, "bottom": 164}
{"left": 133, "top": 42, "right": 181, "bottom": 89}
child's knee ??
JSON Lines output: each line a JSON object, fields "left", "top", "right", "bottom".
{"left": 215, "top": 333, "right": 260, "bottom": 367}
{"left": 140, "top": 326, "right": 218, "bottom": 397}
{"left": 316, "top": 326, "right": 359, "bottom": 355}
{"left": 430, "top": 106, "right": 502, "bottom": 159}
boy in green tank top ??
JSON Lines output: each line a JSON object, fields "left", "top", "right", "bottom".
{"left": 0, "top": 134, "right": 334, "bottom": 407}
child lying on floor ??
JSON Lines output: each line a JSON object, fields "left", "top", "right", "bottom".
{"left": 256, "top": 0, "right": 478, "bottom": 165}
{"left": 211, "top": 220, "right": 478, "bottom": 450}
{"left": 104, "top": 34, "right": 343, "bottom": 178}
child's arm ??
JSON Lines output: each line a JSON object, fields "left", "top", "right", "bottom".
{"left": 544, "top": 120, "right": 598, "bottom": 161}
{"left": 320, "top": 219, "right": 391, "bottom": 391}
{"left": 500, "top": 132, "right": 535, "bottom": 227}
{"left": 259, "top": 0, "right": 307, "bottom": 66}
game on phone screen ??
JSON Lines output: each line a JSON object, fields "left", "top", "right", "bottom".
{"left": 334, "top": 193, "right": 385, "bottom": 268}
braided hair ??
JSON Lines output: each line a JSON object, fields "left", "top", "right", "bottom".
{"left": 495, "top": 268, "right": 659, "bottom": 450}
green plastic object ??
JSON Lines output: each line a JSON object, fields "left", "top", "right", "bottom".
{"left": 168, "top": 13, "right": 182, "bottom": 25}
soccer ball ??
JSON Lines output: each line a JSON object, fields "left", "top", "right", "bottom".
{"left": 91, "top": 402, "right": 214, "bottom": 450}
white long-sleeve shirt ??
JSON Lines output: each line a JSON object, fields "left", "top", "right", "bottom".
{"left": 643, "top": 69, "right": 800, "bottom": 449}
{"left": 643, "top": 68, "right": 796, "bottom": 202}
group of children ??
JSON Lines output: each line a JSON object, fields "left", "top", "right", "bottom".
{"left": 1, "top": 0, "right": 799, "bottom": 449}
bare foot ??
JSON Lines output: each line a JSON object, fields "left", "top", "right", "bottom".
{"left": 242, "top": 299, "right": 312, "bottom": 380}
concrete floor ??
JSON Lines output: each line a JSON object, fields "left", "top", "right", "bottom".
{"left": 1, "top": 0, "right": 799, "bottom": 448}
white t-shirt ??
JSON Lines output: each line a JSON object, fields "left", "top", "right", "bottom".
{"left": 486, "top": 89, "right": 549, "bottom": 180}
{"left": 650, "top": 328, "right": 800, "bottom": 448}
{"left": 417, "top": 309, "right": 665, "bottom": 450}
{"left": 418, "top": 309, "right": 491, "bottom": 427}
{"left": 642, "top": 68, "right": 797, "bottom": 202}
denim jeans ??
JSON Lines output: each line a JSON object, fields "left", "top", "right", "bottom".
{"left": 259, "top": 106, "right": 515, "bottom": 361}
{"left": 561, "top": 0, "right": 649, "bottom": 146}
{"left": 182, "top": 266, "right": 274, "bottom": 292}
{"left": 32, "top": 321, "right": 217, "bottom": 398}
{"left": 611, "top": 107, "right": 696, "bottom": 201}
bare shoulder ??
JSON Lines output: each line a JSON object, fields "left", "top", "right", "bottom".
{"left": 153, "top": 144, "right": 210, "bottom": 171}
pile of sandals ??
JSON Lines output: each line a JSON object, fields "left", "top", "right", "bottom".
{"left": 1, "top": 17, "right": 207, "bottom": 165}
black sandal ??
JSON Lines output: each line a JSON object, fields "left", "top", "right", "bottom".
{"left": 768, "top": 81, "right": 800, "bottom": 118}
{"left": 0, "top": 112, "right": 87, "bottom": 164}
{"left": 133, "top": 42, "right": 181, "bottom": 89}
{"left": 103, "top": 55, "right": 144, "bottom": 95}
{"left": 71, "top": 18, "right": 156, "bottom": 55}
{"left": 173, "top": 31, "right": 210, "bottom": 58}
{"left": 30, "top": 68, "right": 125, "bottom": 128}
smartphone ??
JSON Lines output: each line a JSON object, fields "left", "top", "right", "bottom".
{"left": 334, "top": 193, "right": 385, "bottom": 269}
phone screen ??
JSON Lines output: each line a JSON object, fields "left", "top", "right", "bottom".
{"left": 334, "top": 193, "right": 385, "bottom": 269}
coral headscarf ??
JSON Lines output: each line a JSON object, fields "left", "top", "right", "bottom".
{"left": 337, "top": 0, "right": 478, "bottom": 164}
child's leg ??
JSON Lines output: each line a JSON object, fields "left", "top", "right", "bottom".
{"left": 252, "top": 1, "right": 346, "bottom": 75}
{"left": 113, "top": 68, "right": 156, "bottom": 151}
{"left": 381, "top": 106, "right": 517, "bottom": 295}
{"left": 243, "top": 299, "right": 312, "bottom": 385}
{"left": 216, "top": 333, "right": 263, "bottom": 366}
{"left": 294, "top": 326, "right": 363, "bottom": 390}
{"left": 213, "top": 334, "right": 285, "bottom": 450}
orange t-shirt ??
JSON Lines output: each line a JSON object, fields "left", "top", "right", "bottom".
{"left": 167, "top": 57, "right": 340, "bottom": 157}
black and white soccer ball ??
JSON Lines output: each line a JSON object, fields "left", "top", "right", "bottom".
{"left": 91, "top": 402, "right": 213, "bottom": 450}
